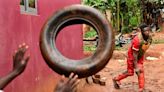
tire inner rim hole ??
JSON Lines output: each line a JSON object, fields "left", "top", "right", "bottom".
{"left": 54, "top": 18, "right": 99, "bottom": 60}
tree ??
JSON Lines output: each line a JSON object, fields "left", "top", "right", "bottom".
{"left": 82, "top": 0, "right": 142, "bottom": 33}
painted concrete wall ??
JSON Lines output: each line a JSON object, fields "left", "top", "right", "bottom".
{"left": 0, "top": 0, "right": 82, "bottom": 92}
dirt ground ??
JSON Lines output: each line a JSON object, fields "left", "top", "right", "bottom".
{"left": 78, "top": 32, "right": 164, "bottom": 92}
{"left": 78, "top": 44, "right": 164, "bottom": 92}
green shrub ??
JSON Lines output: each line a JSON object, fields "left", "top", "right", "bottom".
{"left": 84, "top": 28, "right": 97, "bottom": 38}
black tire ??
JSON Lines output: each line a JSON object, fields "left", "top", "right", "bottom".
{"left": 40, "top": 4, "right": 114, "bottom": 78}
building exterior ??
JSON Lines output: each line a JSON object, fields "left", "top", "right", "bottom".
{"left": 0, "top": 0, "right": 82, "bottom": 92}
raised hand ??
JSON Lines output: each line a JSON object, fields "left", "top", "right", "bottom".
{"left": 0, "top": 43, "right": 30, "bottom": 90}
{"left": 13, "top": 43, "right": 30, "bottom": 75}
{"left": 55, "top": 73, "right": 80, "bottom": 92}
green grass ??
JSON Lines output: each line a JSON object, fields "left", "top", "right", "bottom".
{"left": 83, "top": 45, "right": 97, "bottom": 51}
{"left": 84, "top": 28, "right": 97, "bottom": 38}
{"left": 83, "top": 28, "right": 97, "bottom": 52}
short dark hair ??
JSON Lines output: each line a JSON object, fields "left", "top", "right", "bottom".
{"left": 139, "top": 23, "right": 149, "bottom": 32}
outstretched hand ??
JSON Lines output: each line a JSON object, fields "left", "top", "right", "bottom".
{"left": 55, "top": 73, "right": 80, "bottom": 92}
{"left": 0, "top": 43, "right": 30, "bottom": 90}
{"left": 13, "top": 43, "right": 30, "bottom": 75}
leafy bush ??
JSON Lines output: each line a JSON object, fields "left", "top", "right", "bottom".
{"left": 130, "top": 16, "right": 139, "bottom": 27}
{"left": 84, "top": 45, "right": 96, "bottom": 51}
{"left": 122, "top": 26, "right": 132, "bottom": 33}
{"left": 29, "top": 0, "right": 35, "bottom": 8}
{"left": 84, "top": 28, "right": 97, "bottom": 38}
{"left": 20, "top": 0, "right": 24, "bottom": 5}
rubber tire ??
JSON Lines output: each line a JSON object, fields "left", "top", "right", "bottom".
{"left": 40, "top": 4, "right": 114, "bottom": 78}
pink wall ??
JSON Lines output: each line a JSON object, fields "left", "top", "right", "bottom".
{"left": 0, "top": 0, "right": 82, "bottom": 92}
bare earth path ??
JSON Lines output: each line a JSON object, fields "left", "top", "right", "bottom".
{"left": 78, "top": 44, "right": 164, "bottom": 92}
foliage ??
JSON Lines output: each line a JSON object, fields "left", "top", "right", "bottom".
{"left": 20, "top": 0, "right": 24, "bottom": 5}
{"left": 29, "top": 0, "right": 35, "bottom": 8}
{"left": 121, "top": 0, "right": 141, "bottom": 33}
{"left": 82, "top": 0, "right": 142, "bottom": 33}
{"left": 83, "top": 0, "right": 111, "bottom": 13}
{"left": 83, "top": 28, "right": 97, "bottom": 52}
{"left": 121, "top": 26, "right": 131, "bottom": 33}
{"left": 84, "top": 28, "right": 97, "bottom": 38}
{"left": 129, "top": 16, "right": 139, "bottom": 27}
{"left": 20, "top": 0, "right": 35, "bottom": 8}
{"left": 84, "top": 45, "right": 96, "bottom": 51}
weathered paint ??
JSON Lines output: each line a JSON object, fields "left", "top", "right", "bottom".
{"left": 0, "top": 0, "right": 82, "bottom": 92}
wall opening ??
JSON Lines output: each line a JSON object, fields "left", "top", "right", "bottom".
{"left": 20, "top": 0, "right": 38, "bottom": 15}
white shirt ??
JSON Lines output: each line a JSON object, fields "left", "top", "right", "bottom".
{"left": 0, "top": 90, "right": 4, "bottom": 92}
